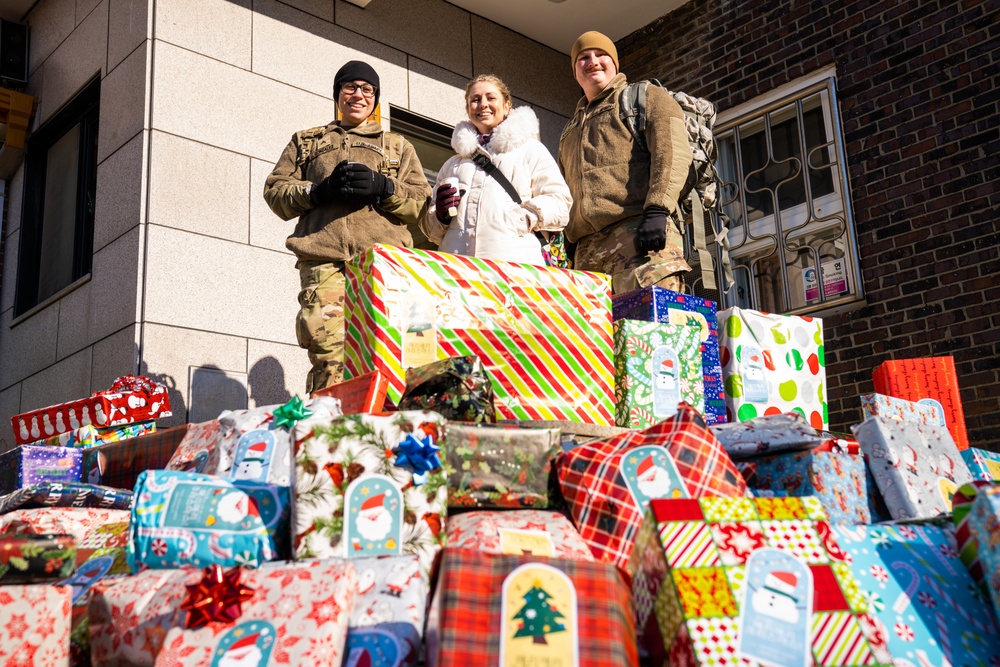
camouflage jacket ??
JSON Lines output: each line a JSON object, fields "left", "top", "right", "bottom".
{"left": 264, "top": 120, "right": 432, "bottom": 263}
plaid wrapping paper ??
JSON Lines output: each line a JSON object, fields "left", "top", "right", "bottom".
{"left": 445, "top": 510, "right": 595, "bottom": 561}
{"left": 0, "top": 584, "right": 72, "bottom": 665}
{"left": 425, "top": 548, "right": 637, "bottom": 667}
{"left": 0, "top": 482, "right": 132, "bottom": 515}
{"left": 344, "top": 244, "right": 615, "bottom": 425}
{"left": 632, "top": 496, "right": 894, "bottom": 667}
{"left": 556, "top": 404, "right": 746, "bottom": 571}
{"left": 82, "top": 424, "right": 189, "bottom": 490}
{"left": 872, "top": 356, "right": 969, "bottom": 450}
{"left": 444, "top": 423, "right": 561, "bottom": 509}
{"left": 612, "top": 286, "right": 726, "bottom": 425}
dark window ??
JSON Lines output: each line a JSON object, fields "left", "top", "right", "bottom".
{"left": 15, "top": 76, "right": 99, "bottom": 315}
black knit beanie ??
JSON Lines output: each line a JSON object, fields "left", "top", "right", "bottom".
{"left": 333, "top": 60, "right": 381, "bottom": 106}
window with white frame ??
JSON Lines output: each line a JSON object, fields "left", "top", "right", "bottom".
{"left": 710, "top": 72, "right": 863, "bottom": 315}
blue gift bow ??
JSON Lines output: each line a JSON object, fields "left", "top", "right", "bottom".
{"left": 393, "top": 433, "right": 442, "bottom": 485}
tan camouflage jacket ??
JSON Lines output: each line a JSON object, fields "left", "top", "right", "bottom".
{"left": 264, "top": 120, "right": 431, "bottom": 263}
{"left": 557, "top": 73, "right": 692, "bottom": 244}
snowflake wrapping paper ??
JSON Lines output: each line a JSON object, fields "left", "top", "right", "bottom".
{"left": 613, "top": 319, "right": 704, "bottom": 428}
{"left": 739, "top": 449, "right": 871, "bottom": 525}
{"left": 830, "top": 523, "right": 1000, "bottom": 667}
{"left": 292, "top": 411, "right": 447, "bottom": 577}
{"left": 853, "top": 416, "right": 974, "bottom": 521}
{"left": 631, "top": 496, "right": 894, "bottom": 667}
{"left": 347, "top": 555, "right": 427, "bottom": 667}
{"left": 425, "top": 548, "right": 636, "bottom": 667}
{"left": 968, "top": 485, "right": 1000, "bottom": 624}
{"left": 129, "top": 470, "right": 291, "bottom": 571}
{"left": 0, "top": 445, "right": 83, "bottom": 494}
{"left": 343, "top": 244, "right": 615, "bottom": 425}
{"left": 556, "top": 404, "right": 745, "bottom": 572}
{"left": 443, "top": 422, "right": 561, "bottom": 509}
{"left": 872, "top": 356, "right": 969, "bottom": 451}
{"left": 0, "top": 584, "right": 72, "bottom": 666}
{"left": 445, "top": 510, "right": 594, "bottom": 561}
{"left": 718, "top": 308, "right": 827, "bottom": 429}
{"left": 90, "top": 559, "right": 356, "bottom": 666}
{"left": 612, "top": 286, "right": 726, "bottom": 425}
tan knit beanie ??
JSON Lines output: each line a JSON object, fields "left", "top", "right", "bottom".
{"left": 570, "top": 31, "right": 619, "bottom": 74}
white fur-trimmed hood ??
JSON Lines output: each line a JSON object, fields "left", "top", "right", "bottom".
{"left": 451, "top": 106, "right": 540, "bottom": 157}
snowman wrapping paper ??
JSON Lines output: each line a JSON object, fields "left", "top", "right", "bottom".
{"left": 613, "top": 319, "right": 705, "bottom": 428}
{"left": 853, "top": 416, "right": 974, "bottom": 521}
{"left": 346, "top": 555, "right": 427, "bottom": 667}
{"left": 829, "top": 523, "right": 1000, "bottom": 667}
{"left": 292, "top": 411, "right": 447, "bottom": 578}
{"left": 631, "top": 495, "right": 893, "bottom": 667}
{"left": 129, "top": 470, "right": 291, "bottom": 571}
{"left": 89, "top": 559, "right": 356, "bottom": 667}
{"left": 717, "top": 308, "right": 827, "bottom": 429}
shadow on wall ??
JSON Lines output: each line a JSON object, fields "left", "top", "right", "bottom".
{"left": 249, "top": 356, "right": 292, "bottom": 407}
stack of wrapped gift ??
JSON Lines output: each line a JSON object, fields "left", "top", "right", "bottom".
{"left": 872, "top": 356, "right": 969, "bottom": 450}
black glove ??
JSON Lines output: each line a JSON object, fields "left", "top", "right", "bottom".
{"left": 309, "top": 173, "right": 340, "bottom": 206}
{"left": 635, "top": 206, "right": 669, "bottom": 254}
{"left": 332, "top": 160, "right": 394, "bottom": 203}
{"left": 435, "top": 184, "right": 462, "bottom": 225}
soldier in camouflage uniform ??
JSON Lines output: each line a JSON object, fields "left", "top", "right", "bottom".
{"left": 558, "top": 32, "right": 693, "bottom": 294}
{"left": 264, "top": 61, "right": 431, "bottom": 393}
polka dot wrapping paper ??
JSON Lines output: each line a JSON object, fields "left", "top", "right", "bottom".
{"left": 717, "top": 308, "right": 828, "bottom": 430}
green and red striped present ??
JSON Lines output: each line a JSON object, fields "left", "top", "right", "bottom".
{"left": 344, "top": 245, "right": 614, "bottom": 425}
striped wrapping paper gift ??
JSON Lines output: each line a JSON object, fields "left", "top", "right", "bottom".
{"left": 344, "top": 244, "right": 614, "bottom": 424}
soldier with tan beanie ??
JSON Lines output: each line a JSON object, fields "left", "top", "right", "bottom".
{"left": 558, "top": 31, "right": 693, "bottom": 294}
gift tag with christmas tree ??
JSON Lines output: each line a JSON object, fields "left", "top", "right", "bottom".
{"left": 500, "top": 563, "right": 579, "bottom": 667}
{"left": 620, "top": 445, "right": 687, "bottom": 510}
{"left": 344, "top": 474, "right": 404, "bottom": 557}
{"left": 738, "top": 548, "right": 813, "bottom": 667}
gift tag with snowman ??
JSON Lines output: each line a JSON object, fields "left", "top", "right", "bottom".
{"left": 230, "top": 429, "right": 287, "bottom": 485}
{"left": 738, "top": 344, "right": 770, "bottom": 403}
{"left": 620, "top": 445, "right": 688, "bottom": 511}
{"left": 738, "top": 548, "right": 812, "bottom": 667}
{"left": 344, "top": 474, "right": 404, "bottom": 558}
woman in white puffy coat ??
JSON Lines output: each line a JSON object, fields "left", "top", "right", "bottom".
{"left": 421, "top": 75, "right": 571, "bottom": 265}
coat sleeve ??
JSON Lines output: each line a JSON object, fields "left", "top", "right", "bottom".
{"left": 379, "top": 139, "right": 432, "bottom": 227}
{"left": 642, "top": 86, "right": 693, "bottom": 215}
{"left": 521, "top": 141, "right": 572, "bottom": 233}
{"left": 420, "top": 158, "right": 456, "bottom": 245}
{"left": 263, "top": 134, "right": 315, "bottom": 221}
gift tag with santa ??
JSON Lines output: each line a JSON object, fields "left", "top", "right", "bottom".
{"left": 738, "top": 548, "right": 813, "bottom": 667}
{"left": 208, "top": 620, "right": 276, "bottom": 667}
{"left": 621, "top": 445, "right": 688, "bottom": 510}
{"left": 344, "top": 474, "right": 404, "bottom": 557}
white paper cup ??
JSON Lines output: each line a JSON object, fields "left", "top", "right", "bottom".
{"left": 442, "top": 177, "right": 461, "bottom": 217}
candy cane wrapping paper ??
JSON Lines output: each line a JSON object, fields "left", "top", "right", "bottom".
{"left": 344, "top": 244, "right": 614, "bottom": 424}
{"left": 830, "top": 523, "right": 1000, "bottom": 666}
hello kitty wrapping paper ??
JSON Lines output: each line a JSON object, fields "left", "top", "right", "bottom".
{"left": 89, "top": 559, "right": 355, "bottom": 667}
{"left": 11, "top": 375, "right": 172, "bottom": 446}
{"left": 346, "top": 555, "right": 426, "bottom": 667}
{"left": 853, "top": 416, "right": 974, "bottom": 521}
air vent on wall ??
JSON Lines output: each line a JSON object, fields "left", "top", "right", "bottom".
{"left": 0, "top": 20, "right": 29, "bottom": 84}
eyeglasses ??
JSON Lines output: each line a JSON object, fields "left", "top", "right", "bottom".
{"left": 342, "top": 83, "right": 376, "bottom": 98}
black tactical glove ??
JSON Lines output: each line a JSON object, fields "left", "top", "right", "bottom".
{"left": 635, "top": 206, "right": 669, "bottom": 254}
{"left": 309, "top": 173, "right": 340, "bottom": 206}
{"left": 332, "top": 160, "right": 395, "bottom": 203}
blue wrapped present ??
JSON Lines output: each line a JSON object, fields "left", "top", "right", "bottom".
{"left": 962, "top": 448, "right": 1000, "bottom": 482}
{"left": 612, "top": 286, "right": 726, "bottom": 425}
{"left": 128, "top": 470, "right": 290, "bottom": 571}
{"left": 832, "top": 523, "right": 1000, "bottom": 666}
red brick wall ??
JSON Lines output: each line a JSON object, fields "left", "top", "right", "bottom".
{"left": 617, "top": 0, "right": 1000, "bottom": 447}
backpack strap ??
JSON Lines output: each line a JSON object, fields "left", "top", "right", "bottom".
{"left": 380, "top": 132, "right": 403, "bottom": 176}
{"left": 294, "top": 126, "right": 328, "bottom": 168}
{"left": 471, "top": 153, "right": 522, "bottom": 204}
{"left": 618, "top": 82, "right": 648, "bottom": 153}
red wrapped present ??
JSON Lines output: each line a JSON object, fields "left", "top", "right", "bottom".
{"left": 872, "top": 356, "right": 969, "bottom": 450}
{"left": 425, "top": 548, "right": 636, "bottom": 667}
{"left": 312, "top": 370, "right": 389, "bottom": 414}
{"left": 0, "top": 584, "right": 72, "bottom": 665}
{"left": 555, "top": 404, "right": 747, "bottom": 571}
{"left": 11, "top": 375, "right": 172, "bottom": 446}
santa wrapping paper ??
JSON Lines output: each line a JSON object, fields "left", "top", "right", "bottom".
{"left": 555, "top": 404, "right": 745, "bottom": 571}
{"left": 129, "top": 470, "right": 291, "bottom": 571}
{"left": 293, "top": 411, "right": 447, "bottom": 577}
{"left": 709, "top": 411, "right": 826, "bottom": 461}
{"left": 425, "top": 548, "right": 636, "bottom": 667}
{"left": 445, "top": 510, "right": 594, "bottom": 561}
{"left": 89, "top": 559, "right": 356, "bottom": 666}
{"left": 631, "top": 496, "right": 893, "bottom": 667}
{"left": 346, "top": 555, "right": 426, "bottom": 667}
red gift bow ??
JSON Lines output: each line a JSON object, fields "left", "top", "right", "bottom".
{"left": 180, "top": 565, "right": 255, "bottom": 628}
{"left": 104, "top": 374, "right": 160, "bottom": 395}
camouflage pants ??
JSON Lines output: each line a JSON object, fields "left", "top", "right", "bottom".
{"left": 573, "top": 214, "right": 691, "bottom": 294}
{"left": 296, "top": 260, "right": 347, "bottom": 394}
